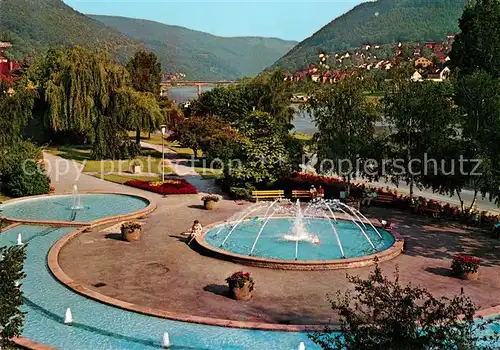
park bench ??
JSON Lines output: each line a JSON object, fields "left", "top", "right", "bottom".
{"left": 251, "top": 190, "right": 284, "bottom": 202}
{"left": 420, "top": 206, "right": 440, "bottom": 218}
{"left": 372, "top": 194, "right": 394, "bottom": 206}
{"left": 292, "top": 190, "right": 312, "bottom": 200}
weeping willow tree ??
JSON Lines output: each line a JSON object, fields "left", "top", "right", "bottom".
{"left": 31, "top": 46, "right": 161, "bottom": 159}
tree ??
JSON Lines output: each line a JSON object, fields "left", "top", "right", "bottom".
{"left": 221, "top": 111, "right": 302, "bottom": 196}
{"left": 31, "top": 46, "right": 145, "bottom": 159}
{"left": 383, "top": 80, "right": 456, "bottom": 197}
{"left": 158, "top": 96, "right": 184, "bottom": 131}
{"left": 0, "top": 245, "right": 27, "bottom": 348}
{"left": 170, "top": 116, "right": 237, "bottom": 158}
{"left": 126, "top": 50, "right": 162, "bottom": 95}
{"left": 449, "top": 0, "right": 500, "bottom": 77}
{"left": 126, "top": 50, "right": 163, "bottom": 144}
{"left": 451, "top": 71, "right": 500, "bottom": 206}
{"left": 307, "top": 77, "right": 378, "bottom": 189}
{"left": 191, "top": 69, "right": 294, "bottom": 128}
{"left": 309, "top": 260, "right": 500, "bottom": 350}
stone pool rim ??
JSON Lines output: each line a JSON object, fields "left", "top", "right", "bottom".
{"left": 0, "top": 191, "right": 156, "bottom": 350}
{"left": 0, "top": 191, "right": 154, "bottom": 226}
{"left": 194, "top": 218, "right": 405, "bottom": 270}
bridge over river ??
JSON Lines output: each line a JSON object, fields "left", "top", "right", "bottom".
{"left": 160, "top": 80, "right": 238, "bottom": 97}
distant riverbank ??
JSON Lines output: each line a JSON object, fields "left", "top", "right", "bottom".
{"left": 168, "top": 86, "right": 318, "bottom": 135}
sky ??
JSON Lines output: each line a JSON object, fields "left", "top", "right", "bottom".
{"left": 63, "top": 0, "right": 366, "bottom": 42}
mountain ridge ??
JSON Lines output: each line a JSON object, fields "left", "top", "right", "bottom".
{"left": 273, "top": 0, "right": 469, "bottom": 71}
{"left": 89, "top": 14, "right": 297, "bottom": 80}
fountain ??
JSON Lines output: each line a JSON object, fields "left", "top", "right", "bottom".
{"left": 298, "top": 342, "right": 306, "bottom": 350}
{"left": 17, "top": 233, "right": 23, "bottom": 246}
{"left": 283, "top": 200, "right": 312, "bottom": 242}
{"left": 203, "top": 198, "right": 402, "bottom": 269}
{"left": 64, "top": 308, "right": 73, "bottom": 325}
{"left": 71, "top": 185, "right": 83, "bottom": 210}
{"left": 162, "top": 332, "right": 171, "bottom": 348}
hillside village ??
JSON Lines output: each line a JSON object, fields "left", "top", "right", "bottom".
{"left": 286, "top": 34, "right": 455, "bottom": 85}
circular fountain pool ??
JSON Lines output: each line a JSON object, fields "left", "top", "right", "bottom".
{"left": 198, "top": 199, "right": 403, "bottom": 269}
{"left": 0, "top": 193, "right": 150, "bottom": 223}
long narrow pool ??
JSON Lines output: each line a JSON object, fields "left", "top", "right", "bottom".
{"left": 0, "top": 225, "right": 319, "bottom": 349}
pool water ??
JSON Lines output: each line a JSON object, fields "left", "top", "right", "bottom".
{"left": 204, "top": 218, "right": 395, "bottom": 261}
{"left": 0, "top": 225, "right": 319, "bottom": 349}
{"left": 0, "top": 194, "right": 149, "bottom": 222}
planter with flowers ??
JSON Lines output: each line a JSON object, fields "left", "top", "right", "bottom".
{"left": 226, "top": 271, "right": 255, "bottom": 301}
{"left": 451, "top": 254, "right": 480, "bottom": 280}
{"left": 202, "top": 194, "right": 221, "bottom": 210}
{"left": 121, "top": 221, "right": 142, "bottom": 242}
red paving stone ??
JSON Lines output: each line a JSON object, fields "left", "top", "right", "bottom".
{"left": 58, "top": 199, "right": 500, "bottom": 326}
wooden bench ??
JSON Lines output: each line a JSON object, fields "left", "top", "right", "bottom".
{"left": 251, "top": 190, "right": 284, "bottom": 202}
{"left": 419, "top": 206, "right": 440, "bottom": 218}
{"left": 372, "top": 194, "right": 394, "bottom": 206}
{"left": 292, "top": 190, "right": 312, "bottom": 200}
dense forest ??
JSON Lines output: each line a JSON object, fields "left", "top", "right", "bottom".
{"left": 273, "top": 0, "right": 469, "bottom": 71}
{"left": 89, "top": 15, "right": 297, "bottom": 80}
{"left": 0, "top": 0, "right": 144, "bottom": 63}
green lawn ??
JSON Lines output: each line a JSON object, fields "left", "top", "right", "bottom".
{"left": 46, "top": 146, "right": 172, "bottom": 174}
{"left": 90, "top": 173, "right": 162, "bottom": 185}
{"left": 194, "top": 167, "right": 222, "bottom": 179}
{"left": 293, "top": 133, "right": 313, "bottom": 141}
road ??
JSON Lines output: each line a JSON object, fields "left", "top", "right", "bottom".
{"left": 355, "top": 178, "right": 500, "bottom": 213}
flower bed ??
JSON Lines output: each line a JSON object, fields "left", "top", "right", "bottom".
{"left": 125, "top": 179, "right": 198, "bottom": 195}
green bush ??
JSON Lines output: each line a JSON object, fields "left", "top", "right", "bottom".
{"left": 2, "top": 161, "right": 50, "bottom": 198}
{"left": 229, "top": 187, "right": 254, "bottom": 200}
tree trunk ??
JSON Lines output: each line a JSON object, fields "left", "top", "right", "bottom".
{"left": 457, "top": 191, "right": 465, "bottom": 213}
{"left": 468, "top": 189, "right": 478, "bottom": 214}
{"left": 135, "top": 128, "right": 141, "bottom": 145}
{"left": 409, "top": 179, "right": 414, "bottom": 198}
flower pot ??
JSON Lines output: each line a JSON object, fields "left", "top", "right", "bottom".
{"left": 130, "top": 165, "right": 142, "bottom": 174}
{"left": 204, "top": 200, "right": 218, "bottom": 210}
{"left": 457, "top": 271, "right": 479, "bottom": 280}
{"left": 230, "top": 281, "right": 253, "bottom": 301}
{"left": 122, "top": 228, "right": 141, "bottom": 242}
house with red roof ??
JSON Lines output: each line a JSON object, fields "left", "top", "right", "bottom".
{"left": 0, "top": 41, "right": 20, "bottom": 84}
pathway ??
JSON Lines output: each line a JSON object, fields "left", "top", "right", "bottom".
{"left": 354, "top": 178, "right": 500, "bottom": 214}
{"left": 140, "top": 141, "right": 219, "bottom": 194}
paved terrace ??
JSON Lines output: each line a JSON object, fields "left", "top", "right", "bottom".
{"left": 44, "top": 152, "right": 500, "bottom": 326}
{"left": 59, "top": 203, "right": 500, "bottom": 326}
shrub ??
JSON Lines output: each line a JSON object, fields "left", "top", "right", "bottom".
{"left": 226, "top": 271, "right": 254, "bottom": 291}
{"left": 229, "top": 186, "right": 253, "bottom": 200}
{"left": 452, "top": 254, "right": 481, "bottom": 276}
{"left": 125, "top": 179, "right": 197, "bottom": 195}
{"left": 2, "top": 161, "right": 50, "bottom": 198}
{"left": 0, "top": 245, "right": 27, "bottom": 348}
{"left": 309, "top": 260, "right": 499, "bottom": 350}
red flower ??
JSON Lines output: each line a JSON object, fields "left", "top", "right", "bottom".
{"left": 125, "top": 179, "right": 198, "bottom": 195}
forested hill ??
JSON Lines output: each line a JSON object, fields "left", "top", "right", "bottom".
{"left": 273, "top": 0, "right": 468, "bottom": 72}
{"left": 89, "top": 15, "right": 297, "bottom": 80}
{"left": 0, "top": 0, "right": 144, "bottom": 63}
